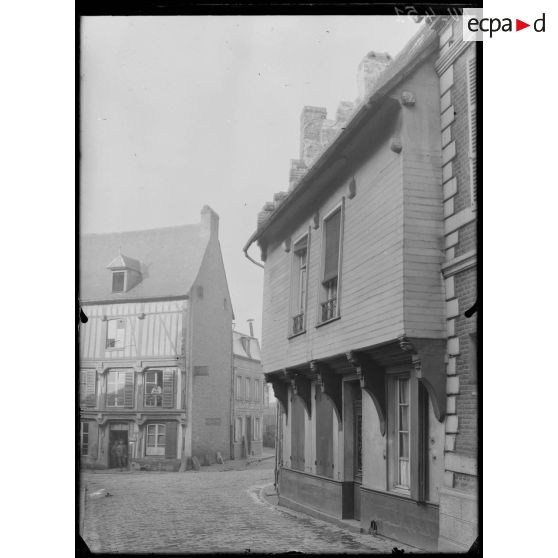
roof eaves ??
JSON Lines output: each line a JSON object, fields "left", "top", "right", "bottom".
{"left": 244, "top": 25, "right": 439, "bottom": 252}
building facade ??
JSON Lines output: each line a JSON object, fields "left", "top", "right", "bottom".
{"left": 79, "top": 206, "right": 234, "bottom": 471}
{"left": 232, "top": 327, "right": 265, "bottom": 458}
{"left": 434, "top": 17, "right": 478, "bottom": 552}
{"left": 244, "top": 19, "right": 477, "bottom": 552}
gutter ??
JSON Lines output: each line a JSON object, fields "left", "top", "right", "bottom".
{"left": 243, "top": 25, "right": 439, "bottom": 258}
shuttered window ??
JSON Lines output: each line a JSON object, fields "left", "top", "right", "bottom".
{"left": 107, "top": 370, "right": 134, "bottom": 408}
{"left": 323, "top": 210, "right": 341, "bottom": 282}
{"left": 165, "top": 421, "right": 178, "bottom": 459}
{"left": 162, "top": 369, "right": 175, "bottom": 408}
{"left": 320, "top": 204, "right": 344, "bottom": 323}
{"left": 80, "top": 370, "right": 97, "bottom": 407}
{"left": 144, "top": 370, "right": 163, "bottom": 407}
{"left": 80, "top": 422, "right": 89, "bottom": 456}
{"left": 290, "top": 234, "right": 309, "bottom": 335}
{"left": 467, "top": 56, "right": 477, "bottom": 208}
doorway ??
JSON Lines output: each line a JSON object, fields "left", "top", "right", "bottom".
{"left": 245, "top": 416, "right": 252, "bottom": 456}
{"left": 108, "top": 423, "right": 129, "bottom": 468}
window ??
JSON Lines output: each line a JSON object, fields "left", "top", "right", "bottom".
{"left": 290, "top": 235, "right": 309, "bottom": 335}
{"left": 146, "top": 423, "right": 166, "bottom": 456}
{"left": 145, "top": 370, "right": 163, "bottom": 407}
{"left": 467, "top": 55, "right": 477, "bottom": 209}
{"left": 112, "top": 271, "right": 125, "bottom": 293}
{"left": 234, "top": 417, "right": 242, "bottom": 442}
{"left": 320, "top": 207, "right": 342, "bottom": 323}
{"left": 80, "top": 370, "right": 96, "bottom": 407}
{"left": 106, "top": 318, "right": 126, "bottom": 349}
{"left": 254, "top": 380, "right": 260, "bottom": 403}
{"left": 236, "top": 375, "right": 242, "bottom": 400}
{"left": 245, "top": 378, "right": 251, "bottom": 401}
{"left": 396, "top": 377, "right": 410, "bottom": 489}
{"left": 254, "top": 417, "right": 261, "bottom": 440}
{"left": 80, "top": 422, "right": 89, "bottom": 456}
{"left": 107, "top": 370, "right": 133, "bottom": 407}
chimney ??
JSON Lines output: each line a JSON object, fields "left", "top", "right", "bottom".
{"left": 200, "top": 205, "right": 219, "bottom": 239}
{"left": 300, "top": 106, "right": 327, "bottom": 166}
{"left": 356, "top": 52, "right": 392, "bottom": 101}
{"left": 247, "top": 319, "right": 255, "bottom": 337}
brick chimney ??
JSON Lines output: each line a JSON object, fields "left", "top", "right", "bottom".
{"left": 200, "top": 205, "right": 219, "bottom": 239}
{"left": 300, "top": 106, "right": 327, "bottom": 167}
{"left": 356, "top": 52, "right": 392, "bottom": 101}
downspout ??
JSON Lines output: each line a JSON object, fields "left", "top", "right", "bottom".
{"left": 243, "top": 245, "right": 264, "bottom": 269}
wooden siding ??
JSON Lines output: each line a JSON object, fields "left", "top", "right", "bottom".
{"left": 261, "top": 141, "right": 405, "bottom": 373}
{"left": 260, "top": 58, "right": 446, "bottom": 373}
{"left": 80, "top": 300, "right": 187, "bottom": 360}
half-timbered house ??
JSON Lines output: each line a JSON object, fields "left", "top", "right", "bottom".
{"left": 244, "top": 21, "right": 477, "bottom": 551}
{"left": 79, "top": 206, "right": 234, "bottom": 471}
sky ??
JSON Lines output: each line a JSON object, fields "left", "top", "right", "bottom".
{"left": 80, "top": 16, "right": 421, "bottom": 340}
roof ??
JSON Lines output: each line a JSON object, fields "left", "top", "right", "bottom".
{"left": 232, "top": 331, "right": 262, "bottom": 361}
{"left": 106, "top": 253, "right": 142, "bottom": 272}
{"left": 245, "top": 23, "right": 439, "bottom": 250}
{"left": 80, "top": 224, "right": 209, "bottom": 303}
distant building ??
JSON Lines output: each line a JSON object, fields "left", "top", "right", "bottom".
{"left": 262, "top": 389, "right": 277, "bottom": 448}
{"left": 244, "top": 20, "right": 477, "bottom": 552}
{"left": 232, "top": 324, "right": 265, "bottom": 458}
{"left": 79, "top": 206, "right": 234, "bottom": 471}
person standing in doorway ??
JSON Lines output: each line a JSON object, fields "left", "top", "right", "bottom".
{"left": 110, "top": 440, "right": 118, "bottom": 469}
{"left": 115, "top": 440, "right": 125, "bottom": 471}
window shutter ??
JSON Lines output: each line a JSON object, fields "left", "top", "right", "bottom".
{"left": 467, "top": 56, "right": 477, "bottom": 206}
{"left": 323, "top": 210, "right": 341, "bottom": 282}
{"left": 84, "top": 370, "right": 96, "bottom": 407}
{"left": 162, "top": 369, "right": 175, "bottom": 408}
{"left": 124, "top": 371, "right": 134, "bottom": 408}
{"left": 165, "top": 421, "right": 178, "bottom": 458}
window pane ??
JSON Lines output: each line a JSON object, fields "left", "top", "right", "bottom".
{"left": 399, "top": 379, "right": 409, "bottom": 404}
{"left": 399, "top": 405, "right": 409, "bottom": 431}
{"left": 399, "top": 433, "right": 409, "bottom": 458}
{"left": 147, "top": 434, "right": 155, "bottom": 446}
{"left": 399, "top": 459, "right": 409, "bottom": 487}
{"left": 112, "top": 272, "right": 125, "bottom": 292}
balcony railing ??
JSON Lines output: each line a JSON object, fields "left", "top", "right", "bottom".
{"left": 321, "top": 298, "right": 337, "bottom": 322}
{"left": 144, "top": 394, "right": 162, "bottom": 407}
{"left": 292, "top": 313, "right": 305, "bottom": 334}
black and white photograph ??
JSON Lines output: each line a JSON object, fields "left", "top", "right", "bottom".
{"left": 78, "top": 8, "right": 480, "bottom": 555}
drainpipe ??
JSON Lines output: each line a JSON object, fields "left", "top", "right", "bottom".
{"left": 274, "top": 403, "right": 280, "bottom": 494}
{"left": 243, "top": 245, "right": 264, "bottom": 269}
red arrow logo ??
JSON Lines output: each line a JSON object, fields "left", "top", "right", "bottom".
{"left": 516, "top": 19, "right": 530, "bottom": 31}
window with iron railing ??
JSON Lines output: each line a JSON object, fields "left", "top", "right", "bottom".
{"left": 290, "top": 235, "right": 308, "bottom": 336}
{"left": 319, "top": 206, "right": 342, "bottom": 323}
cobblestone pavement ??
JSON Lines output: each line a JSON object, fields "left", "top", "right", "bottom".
{"left": 81, "top": 460, "right": 418, "bottom": 554}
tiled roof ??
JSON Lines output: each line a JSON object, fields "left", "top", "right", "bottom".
{"left": 80, "top": 224, "right": 208, "bottom": 303}
{"left": 232, "top": 331, "right": 261, "bottom": 361}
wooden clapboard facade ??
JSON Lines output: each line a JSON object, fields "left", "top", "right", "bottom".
{"left": 79, "top": 206, "right": 234, "bottom": 471}
{"left": 244, "top": 24, "right": 470, "bottom": 551}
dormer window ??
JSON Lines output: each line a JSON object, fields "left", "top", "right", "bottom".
{"left": 106, "top": 252, "right": 143, "bottom": 294}
{"left": 112, "top": 271, "right": 125, "bottom": 293}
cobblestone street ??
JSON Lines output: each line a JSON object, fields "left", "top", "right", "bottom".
{"left": 81, "top": 459, "right": 417, "bottom": 554}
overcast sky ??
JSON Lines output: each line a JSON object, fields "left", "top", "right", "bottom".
{"left": 80, "top": 16, "right": 421, "bottom": 340}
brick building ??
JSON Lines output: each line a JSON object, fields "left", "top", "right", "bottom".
{"left": 433, "top": 16, "right": 478, "bottom": 552}
{"left": 232, "top": 325, "right": 265, "bottom": 458}
{"left": 244, "top": 19, "right": 477, "bottom": 552}
{"left": 79, "top": 206, "right": 234, "bottom": 471}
